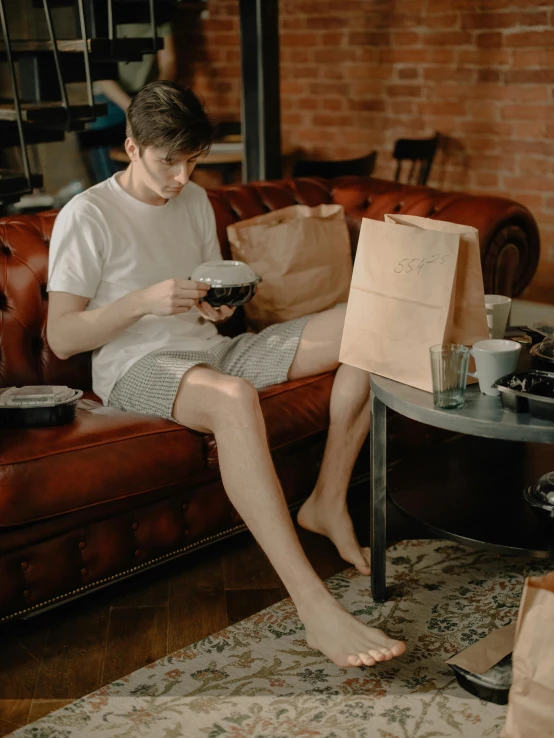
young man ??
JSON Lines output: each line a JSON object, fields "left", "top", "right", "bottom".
{"left": 47, "top": 81, "right": 405, "bottom": 669}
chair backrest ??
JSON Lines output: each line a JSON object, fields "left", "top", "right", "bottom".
{"left": 292, "top": 151, "right": 377, "bottom": 179}
{"left": 392, "top": 133, "right": 441, "bottom": 186}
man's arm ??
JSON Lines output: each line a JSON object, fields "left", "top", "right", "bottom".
{"left": 157, "top": 34, "right": 177, "bottom": 81}
{"left": 94, "top": 79, "right": 132, "bottom": 111}
{"left": 47, "top": 279, "right": 209, "bottom": 360}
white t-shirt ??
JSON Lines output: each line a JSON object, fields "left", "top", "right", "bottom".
{"left": 48, "top": 175, "right": 229, "bottom": 404}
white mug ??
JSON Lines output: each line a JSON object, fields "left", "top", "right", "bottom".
{"left": 469, "top": 339, "right": 521, "bottom": 396}
{"left": 484, "top": 294, "right": 512, "bottom": 339}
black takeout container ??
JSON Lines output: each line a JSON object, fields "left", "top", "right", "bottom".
{"left": 0, "top": 390, "right": 82, "bottom": 428}
{"left": 494, "top": 370, "right": 554, "bottom": 420}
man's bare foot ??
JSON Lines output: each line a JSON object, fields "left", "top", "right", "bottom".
{"left": 297, "top": 494, "right": 371, "bottom": 575}
{"left": 300, "top": 596, "right": 405, "bottom": 668}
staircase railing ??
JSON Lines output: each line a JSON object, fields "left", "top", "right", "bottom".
{"left": 41, "top": 0, "right": 71, "bottom": 129}
{"left": 0, "top": 0, "right": 32, "bottom": 195}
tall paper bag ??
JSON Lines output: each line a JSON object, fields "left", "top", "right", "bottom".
{"left": 339, "top": 214, "right": 489, "bottom": 392}
{"left": 501, "top": 572, "right": 554, "bottom": 738}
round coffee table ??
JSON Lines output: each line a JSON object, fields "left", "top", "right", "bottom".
{"left": 369, "top": 374, "right": 554, "bottom": 602}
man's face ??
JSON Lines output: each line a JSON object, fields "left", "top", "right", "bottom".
{"left": 129, "top": 143, "right": 204, "bottom": 200}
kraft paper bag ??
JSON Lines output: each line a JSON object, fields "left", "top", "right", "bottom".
{"left": 502, "top": 571, "right": 554, "bottom": 738}
{"left": 339, "top": 213, "right": 489, "bottom": 392}
{"left": 228, "top": 204, "right": 352, "bottom": 332}
{"left": 446, "top": 622, "right": 516, "bottom": 674}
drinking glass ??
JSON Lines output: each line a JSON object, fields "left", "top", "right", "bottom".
{"left": 429, "top": 343, "right": 470, "bottom": 409}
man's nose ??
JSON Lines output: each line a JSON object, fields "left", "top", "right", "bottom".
{"left": 174, "top": 166, "right": 189, "bottom": 185}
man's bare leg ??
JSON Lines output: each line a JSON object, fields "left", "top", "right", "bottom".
{"left": 173, "top": 366, "right": 405, "bottom": 668}
{"left": 289, "top": 304, "right": 373, "bottom": 575}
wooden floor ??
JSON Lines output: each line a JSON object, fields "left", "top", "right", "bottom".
{"left": 0, "top": 493, "right": 421, "bottom": 736}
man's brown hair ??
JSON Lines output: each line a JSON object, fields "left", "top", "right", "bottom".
{"left": 126, "top": 80, "right": 214, "bottom": 160}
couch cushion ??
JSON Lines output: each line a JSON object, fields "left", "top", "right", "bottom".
{"left": 0, "top": 399, "right": 205, "bottom": 527}
{"left": 0, "top": 372, "right": 335, "bottom": 529}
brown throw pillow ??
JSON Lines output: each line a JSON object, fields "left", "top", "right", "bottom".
{"left": 227, "top": 204, "right": 352, "bottom": 332}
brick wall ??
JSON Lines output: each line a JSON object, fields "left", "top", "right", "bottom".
{"left": 175, "top": 0, "right": 554, "bottom": 265}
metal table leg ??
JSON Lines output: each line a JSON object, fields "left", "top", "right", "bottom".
{"left": 370, "top": 390, "right": 387, "bottom": 602}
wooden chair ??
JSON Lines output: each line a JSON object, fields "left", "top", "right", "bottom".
{"left": 292, "top": 151, "right": 377, "bottom": 178}
{"left": 392, "top": 133, "right": 441, "bottom": 186}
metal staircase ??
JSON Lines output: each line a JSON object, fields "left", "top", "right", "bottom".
{"left": 0, "top": 0, "right": 167, "bottom": 205}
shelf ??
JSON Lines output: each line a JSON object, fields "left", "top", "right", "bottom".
{"left": 0, "top": 172, "right": 43, "bottom": 200}
{"left": 0, "top": 102, "right": 107, "bottom": 128}
{"left": 387, "top": 434, "right": 554, "bottom": 558}
{"left": 0, "top": 123, "right": 65, "bottom": 146}
{"left": 0, "top": 37, "right": 163, "bottom": 62}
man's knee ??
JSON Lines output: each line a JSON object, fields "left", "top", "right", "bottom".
{"left": 174, "top": 370, "right": 259, "bottom": 428}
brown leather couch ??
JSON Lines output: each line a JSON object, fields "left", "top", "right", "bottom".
{"left": 0, "top": 176, "right": 540, "bottom": 623}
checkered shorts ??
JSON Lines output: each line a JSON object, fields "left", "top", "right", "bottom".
{"left": 108, "top": 315, "right": 311, "bottom": 421}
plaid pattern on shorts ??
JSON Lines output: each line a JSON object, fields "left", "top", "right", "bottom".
{"left": 108, "top": 315, "right": 311, "bottom": 421}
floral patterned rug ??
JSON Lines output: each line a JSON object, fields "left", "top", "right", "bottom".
{"left": 10, "top": 539, "right": 552, "bottom": 738}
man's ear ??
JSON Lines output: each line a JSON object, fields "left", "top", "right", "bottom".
{"left": 125, "top": 137, "right": 140, "bottom": 162}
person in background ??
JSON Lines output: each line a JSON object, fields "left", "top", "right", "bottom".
{"left": 81, "top": 19, "right": 177, "bottom": 183}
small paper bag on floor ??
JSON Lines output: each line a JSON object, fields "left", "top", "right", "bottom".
{"left": 339, "top": 214, "right": 489, "bottom": 392}
{"left": 501, "top": 571, "right": 554, "bottom": 738}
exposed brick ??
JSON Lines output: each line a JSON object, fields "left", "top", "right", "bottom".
{"left": 476, "top": 32, "right": 504, "bottom": 48}
{"left": 504, "top": 176, "right": 554, "bottom": 192}
{"left": 457, "top": 49, "right": 511, "bottom": 65}
{"left": 425, "top": 14, "right": 459, "bottom": 29}
{"left": 505, "top": 69, "right": 554, "bottom": 85}
{"left": 285, "top": 49, "right": 313, "bottom": 64}
{"left": 308, "top": 82, "right": 346, "bottom": 95}
{"left": 519, "top": 156, "right": 554, "bottom": 177}
{"left": 506, "top": 30, "right": 554, "bottom": 47}
{"left": 419, "top": 101, "right": 467, "bottom": 117}
{"left": 423, "top": 66, "right": 475, "bottom": 82}
{"left": 429, "top": 49, "right": 457, "bottom": 64}
{"left": 321, "top": 32, "right": 346, "bottom": 46}
{"left": 348, "top": 99, "right": 387, "bottom": 112}
{"left": 303, "top": 16, "right": 350, "bottom": 30}
{"left": 391, "top": 101, "right": 416, "bottom": 115}
{"left": 312, "top": 113, "right": 356, "bottom": 127}
{"left": 503, "top": 139, "right": 554, "bottom": 156}
{"left": 518, "top": 86, "right": 551, "bottom": 102}
{"left": 320, "top": 97, "right": 346, "bottom": 111}
{"left": 512, "top": 49, "right": 547, "bottom": 67}
{"left": 293, "top": 66, "right": 321, "bottom": 80}
{"left": 502, "top": 104, "right": 554, "bottom": 121}
{"left": 515, "top": 121, "right": 547, "bottom": 138}
{"left": 349, "top": 81, "right": 385, "bottom": 96}
{"left": 313, "top": 49, "right": 359, "bottom": 63}
{"left": 460, "top": 121, "right": 513, "bottom": 136}
{"left": 474, "top": 172, "right": 500, "bottom": 188}
{"left": 181, "top": 0, "right": 554, "bottom": 265}
{"left": 467, "top": 101, "right": 500, "bottom": 121}
{"left": 478, "top": 69, "right": 502, "bottom": 82}
{"left": 348, "top": 31, "right": 391, "bottom": 46}
{"left": 297, "top": 97, "right": 319, "bottom": 111}
{"left": 280, "top": 81, "right": 305, "bottom": 96}
{"left": 398, "top": 67, "right": 419, "bottom": 79}
{"left": 280, "top": 33, "right": 321, "bottom": 47}
{"left": 282, "top": 112, "right": 305, "bottom": 126}
{"left": 424, "top": 31, "right": 473, "bottom": 45}
{"left": 393, "top": 32, "right": 421, "bottom": 45}
{"left": 379, "top": 49, "right": 429, "bottom": 64}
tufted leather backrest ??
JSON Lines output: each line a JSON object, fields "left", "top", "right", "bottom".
{"left": 0, "top": 176, "right": 540, "bottom": 391}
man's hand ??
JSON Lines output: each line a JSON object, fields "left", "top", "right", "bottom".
{"left": 196, "top": 302, "right": 236, "bottom": 323}
{"left": 138, "top": 279, "right": 210, "bottom": 316}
